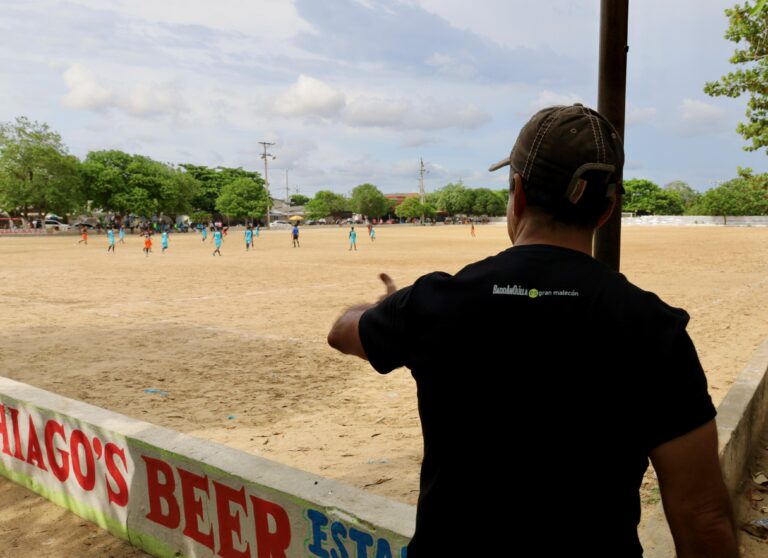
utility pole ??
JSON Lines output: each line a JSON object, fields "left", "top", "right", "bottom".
{"left": 259, "top": 141, "right": 276, "bottom": 227}
{"left": 285, "top": 169, "right": 290, "bottom": 206}
{"left": 419, "top": 158, "right": 429, "bottom": 223}
{"left": 593, "top": 0, "right": 628, "bottom": 272}
{"left": 418, "top": 158, "right": 427, "bottom": 203}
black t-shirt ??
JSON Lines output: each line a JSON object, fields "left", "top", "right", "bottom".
{"left": 359, "top": 244, "right": 715, "bottom": 557}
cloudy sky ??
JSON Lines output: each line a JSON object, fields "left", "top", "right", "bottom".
{"left": 1, "top": 0, "right": 765, "bottom": 196}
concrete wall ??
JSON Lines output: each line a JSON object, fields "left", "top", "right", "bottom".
{"left": 639, "top": 338, "right": 768, "bottom": 557}
{"left": 622, "top": 215, "right": 768, "bottom": 227}
{"left": 0, "top": 377, "right": 415, "bottom": 557}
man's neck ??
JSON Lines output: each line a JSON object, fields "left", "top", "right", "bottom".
{"left": 512, "top": 219, "right": 595, "bottom": 256}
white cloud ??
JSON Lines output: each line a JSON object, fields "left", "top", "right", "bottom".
{"left": 60, "top": 63, "right": 186, "bottom": 119}
{"left": 67, "top": 0, "right": 311, "bottom": 40}
{"left": 678, "top": 98, "right": 730, "bottom": 136}
{"left": 528, "top": 90, "right": 584, "bottom": 112}
{"left": 626, "top": 104, "right": 657, "bottom": 126}
{"left": 344, "top": 96, "right": 410, "bottom": 127}
{"left": 123, "top": 83, "right": 185, "bottom": 117}
{"left": 410, "top": 101, "right": 490, "bottom": 130}
{"left": 272, "top": 75, "right": 346, "bottom": 119}
{"left": 61, "top": 64, "right": 114, "bottom": 110}
{"left": 680, "top": 98, "right": 726, "bottom": 123}
{"left": 426, "top": 52, "right": 477, "bottom": 79}
{"left": 271, "top": 75, "right": 490, "bottom": 131}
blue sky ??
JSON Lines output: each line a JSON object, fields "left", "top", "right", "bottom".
{"left": 1, "top": 0, "right": 765, "bottom": 197}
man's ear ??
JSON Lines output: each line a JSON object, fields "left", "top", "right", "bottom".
{"left": 597, "top": 188, "right": 617, "bottom": 228}
{"left": 512, "top": 173, "right": 526, "bottom": 217}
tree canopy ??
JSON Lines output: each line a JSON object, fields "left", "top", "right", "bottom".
{"left": 214, "top": 176, "right": 268, "bottom": 221}
{"left": 81, "top": 150, "right": 199, "bottom": 217}
{"left": 623, "top": 179, "right": 684, "bottom": 215}
{"left": 471, "top": 188, "right": 506, "bottom": 216}
{"left": 664, "top": 181, "right": 701, "bottom": 212}
{"left": 350, "top": 183, "right": 389, "bottom": 218}
{"left": 394, "top": 196, "right": 435, "bottom": 221}
{"left": 704, "top": 1, "right": 768, "bottom": 153}
{"left": 0, "top": 117, "right": 83, "bottom": 219}
{"left": 290, "top": 194, "right": 309, "bottom": 206}
{"left": 433, "top": 182, "right": 475, "bottom": 215}
{"left": 689, "top": 168, "right": 768, "bottom": 221}
{"left": 305, "top": 190, "right": 350, "bottom": 219}
{"left": 181, "top": 165, "right": 262, "bottom": 214}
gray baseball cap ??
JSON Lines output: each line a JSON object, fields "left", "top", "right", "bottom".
{"left": 489, "top": 104, "right": 624, "bottom": 203}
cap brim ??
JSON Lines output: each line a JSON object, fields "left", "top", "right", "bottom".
{"left": 488, "top": 157, "right": 511, "bottom": 172}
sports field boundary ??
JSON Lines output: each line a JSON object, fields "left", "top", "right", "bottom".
{"left": 639, "top": 337, "right": 768, "bottom": 556}
{"left": 0, "top": 377, "right": 414, "bottom": 557}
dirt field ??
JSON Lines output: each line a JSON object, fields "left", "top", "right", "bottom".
{"left": 1, "top": 224, "right": 767, "bottom": 556}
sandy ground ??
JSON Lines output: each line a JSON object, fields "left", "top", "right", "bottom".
{"left": 1, "top": 224, "right": 767, "bottom": 556}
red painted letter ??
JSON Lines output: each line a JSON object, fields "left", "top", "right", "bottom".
{"left": 0, "top": 405, "right": 13, "bottom": 457}
{"left": 70, "top": 430, "right": 95, "bottom": 490}
{"left": 105, "top": 443, "right": 129, "bottom": 506}
{"left": 213, "top": 481, "right": 250, "bottom": 558}
{"left": 178, "top": 467, "right": 215, "bottom": 550}
{"left": 8, "top": 407, "right": 24, "bottom": 460}
{"left": 44, "top": 420, "right": 70, "bottom": 482}
{"left": 143, "top": 456, "right": 180, "bottom": 529}
{"left": 250, "top": 496, "right": 291, "bottom": 558}
{"left": 25, "top": 416, "right": 47, "bottom": 471}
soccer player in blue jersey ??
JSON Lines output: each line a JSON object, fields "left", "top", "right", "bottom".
{"left": 245, "top": 225, "right": 254, "bottom": 251}
{"left": 213, "top": 228, "right": 223, "bottom": 256}
{"left": 107, "top": 227, "right": 116, "bottom": 253}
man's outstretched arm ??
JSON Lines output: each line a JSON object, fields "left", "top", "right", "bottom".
{"left": 650, "top": 419, "right": 738, "bottom": 558}
{"left": 327, "top": 273, "right": 396, "bottom": 360}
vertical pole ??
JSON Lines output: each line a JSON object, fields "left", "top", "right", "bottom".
{"left": 259, "top": 141, "right": 275, "bottom": 227}
{"left": 594, "top": 0, "right": 629, "bottom": 272}
{"left": 418, "top": 158, "right": 427, "bottom": 223}
{"left": 264, "top": 154, "right": 270, "bottom": 228}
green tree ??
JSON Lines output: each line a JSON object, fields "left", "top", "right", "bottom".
{"left": 350, "top": 183, "right": 389, "bottom": 218}
{"left": 664, "top": 181, "right": 701, "bottom": 212}
{"left": 496, "top": 188, "right": 510, "bottom": 208}
{"left": 189, "top": 211, "right": 212, "bottom": 225}
{"left": 434, "top": 182, "right": 474, "bottom": 215}
{"left": 623, "top": 179, "right": 684, "bottom": 215}
{"left": 395, "top": 197, "right": 435, "bottom": 221}
{"left": 0, "top": 117, "right": 83, "bottom": 221}
{"left": 472, "top": 188, "right": 506, "bottom": 216}
{"left": 82, "top": 151, "right": 199, "bottom": 218}
{"left": 704, "top": 2, "right": 768, "bottom": 152}
{"left": 181, "top": 165, "right": 262, "bottom": 213}
{"left": 305, "top": 190, "right": 349, "bottom": 219}
{"left": 215, "top": 177, "right": 268, "bottom": 223}
{"left": 290, "top": 194, "right": 310, "bottom": 206}
{"left": 691, "top": 168, "right": 768, "bottom": 222}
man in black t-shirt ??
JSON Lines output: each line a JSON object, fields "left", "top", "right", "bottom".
{"left": 327, "top": 104, "right": 737, "bottom": 557}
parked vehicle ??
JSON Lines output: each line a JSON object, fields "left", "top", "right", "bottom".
{"left": 44, "top": 219, "right": 69, "bottom": 231}
{"left": 69, "top": 222, "right": 97, "bottom": 230}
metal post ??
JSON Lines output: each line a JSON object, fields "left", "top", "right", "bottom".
{"left": 594, "top": 0, "right": 629, "bottom": 272}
